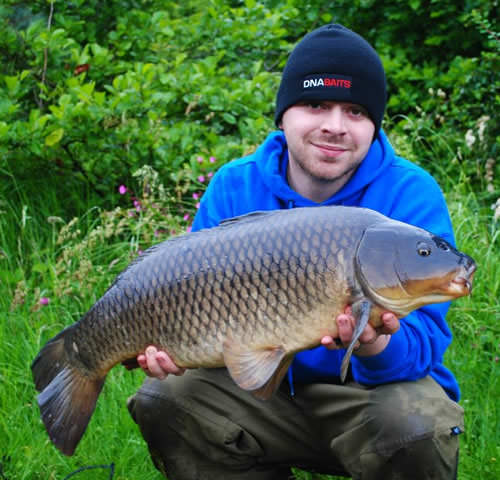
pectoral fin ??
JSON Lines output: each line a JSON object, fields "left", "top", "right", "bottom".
{"left": 251, "top": 355, "right": 294, "bottom": 400}
{"left": 340, "top": 300, "right": 373, "bottom": 383}
{"left": 223, "top": 339, "right": 289, "bottom": 399}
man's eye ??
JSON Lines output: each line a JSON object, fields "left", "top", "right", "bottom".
{"left": 349, "top": 107, "right": 365, "bottom": 116}
{"left": 307, "top": 102, "right": 323, "bottom": 110}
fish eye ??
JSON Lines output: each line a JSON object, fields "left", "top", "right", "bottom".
{"left": 417, "top": 242, "right": 432, "bottom": 257}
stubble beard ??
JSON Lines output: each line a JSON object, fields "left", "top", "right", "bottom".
{"left": 296, "top": 153, "right": 362, "bottom": 185}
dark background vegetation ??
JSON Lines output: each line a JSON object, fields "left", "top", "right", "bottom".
{"left": 1, "top": 0, "right": 498, "bottom": 215}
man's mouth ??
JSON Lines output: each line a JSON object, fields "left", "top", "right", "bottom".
{"left": 312, "top": 143, "right": 349, "bottom": 157}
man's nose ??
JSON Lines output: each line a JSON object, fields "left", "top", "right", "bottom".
{"left": 320, "top": 106, "right": 347, "bottom": 134}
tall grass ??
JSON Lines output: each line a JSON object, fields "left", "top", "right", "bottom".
{"left": 0, "top": 166, "right": 498, "bottom": 479}
{"left": 443, "top": 193, "right": 500, "bottom": 480}
{"left": 0, "top": 180, "right": 163, "bottom": 479}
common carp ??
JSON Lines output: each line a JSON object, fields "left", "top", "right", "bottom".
{"left": 32, "top": 206, "right": 475, "bottom": 456}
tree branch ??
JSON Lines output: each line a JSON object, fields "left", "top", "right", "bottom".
{"left": 38, "top": 1, "right": 55, "bottom": 109}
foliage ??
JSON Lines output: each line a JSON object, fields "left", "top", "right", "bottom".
{"left": 0, "top": 0, "right": 289, "bottom": 207}
{"left": 308, "top": 0, "right": 500, "bottom": 205}
{"left": 1, "top": 0, "right": 498, "bottom": 213}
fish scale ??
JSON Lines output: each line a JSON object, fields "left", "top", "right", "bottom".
{"left": 31, "top": 206, "right": 476, "bottom": 456}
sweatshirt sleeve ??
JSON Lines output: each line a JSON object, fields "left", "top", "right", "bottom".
{"left": 191, "top": 168, "right": 234, "bottom": 232}
{"left": 351, "top": 162, "right": 456, "bottom": 386}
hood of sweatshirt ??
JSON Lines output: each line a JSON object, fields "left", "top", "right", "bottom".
{"left": 255, "top": 130, "right": 395, "bottom": 207}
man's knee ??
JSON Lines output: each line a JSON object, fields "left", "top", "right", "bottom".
{"left": 365, "top": 377, "right": 463, "bottom": 446}
{"left": 352, "top": 377, "right": 463, "bottom": 479}
{"left": 127, "top": 372, "right": 274, "bottom": 479}
{"left": 358, "top": 431, "right": 459, "bottom": 480}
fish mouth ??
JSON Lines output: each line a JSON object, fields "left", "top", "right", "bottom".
{"left": 451, "top": 276, "right": 472, "bottom": 293}
{"left": 451, "top": 264, "right": 476, "bottom": 295}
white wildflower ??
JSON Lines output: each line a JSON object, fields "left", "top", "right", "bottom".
{"left": 465, "top": 130, "right": 476, "bottom": 148}
{"left": 486, "top": 158, "right": 495, "bottom": 193}
{"left": 485, "top": 158, "right": 495, "bottom": 180}
{"left": 492, "top": 198, "right": 500, "bottom": 222}
{"left": 477, "top": 115, "right": 490, "bottom": 143}
{"left": 47, "top": 216, "right": 64, "bottom": 224}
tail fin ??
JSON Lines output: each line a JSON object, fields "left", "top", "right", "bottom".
{"left": 31, "top": 328, "right": 105, "bottom": 456}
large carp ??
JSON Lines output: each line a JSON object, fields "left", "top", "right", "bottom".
{"left": 32, "top": 206, "right": 475, "bottom": 456}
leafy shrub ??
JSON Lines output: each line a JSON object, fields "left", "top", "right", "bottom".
{"left": 0, "top": 0, "right": 291, "bottom": 209}
{"left": 0, "top": 0, "right": 498, "bottom": 215}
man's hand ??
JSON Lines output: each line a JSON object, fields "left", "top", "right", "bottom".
{"left": 321, "top": 306, "right": 400, "bottom": 357}
{"left": 136, "top": 346, "right": 185, "bottom": 380}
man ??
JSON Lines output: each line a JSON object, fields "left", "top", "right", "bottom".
{"left": 127, "top": 24, "right": 463, "bottom": 479}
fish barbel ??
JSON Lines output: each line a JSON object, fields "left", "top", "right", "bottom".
{"left": 31, "top": 206, "right": 476, "bottom": 455}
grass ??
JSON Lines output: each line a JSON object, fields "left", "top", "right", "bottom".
{"left": 0, "top": 172, "right": 498, "bottom": 480}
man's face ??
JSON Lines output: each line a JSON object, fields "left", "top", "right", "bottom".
{"left": 281, "top": 101, "right": 375, "bottom": 197}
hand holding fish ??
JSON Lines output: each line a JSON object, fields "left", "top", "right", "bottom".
{"left": 138, "top": 307, "right": 400, "bottom": 380}
{"left": 322, "top": 307, "right": 400, "bottom": 357}
{"left": 137, "top": 346, "right": 185, "bottom": 379}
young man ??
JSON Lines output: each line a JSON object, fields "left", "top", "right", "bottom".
{"left": 127, "top": 24, "right": 463, "bottom": 479}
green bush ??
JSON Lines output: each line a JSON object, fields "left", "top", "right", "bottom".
{"left": 0, "top": 0, "right": 498, "bottom": 214}
{"left": 1, "top": 1, "right": 289, "bottom": 209}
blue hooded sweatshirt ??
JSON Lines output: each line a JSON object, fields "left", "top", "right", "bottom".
{"left": 192, "top": 130, "right": 460, "bottom": 401}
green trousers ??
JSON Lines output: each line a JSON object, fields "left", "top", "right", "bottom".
{"left": 128, "top": 369, "right": 463, "bottom": 480}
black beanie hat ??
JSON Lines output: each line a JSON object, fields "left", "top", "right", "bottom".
{"left": 275, "top": 24, "right": 387, "bottom": 136}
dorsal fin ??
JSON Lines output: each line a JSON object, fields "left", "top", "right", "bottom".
{"left": 218, "top": 210, "right": 281, "bottom": 228}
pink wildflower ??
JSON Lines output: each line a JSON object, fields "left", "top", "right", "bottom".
{"left": 207, "top": 171, "right": 214, "bottom": 178}
{"left": 192, "top": 192, "right": 200, "bottom": 200}
{"left": 40, "top": 297, "right": 50, "bottom": 306}
{"left": 196, "top": 202, "right": 200, "bottom": 209}
{"left": 209, "top": 156, "right": 216, "bottom": 163}
{"left": 196, "top": 156, "right": 203, "bottom": 163}
{"left": 118, "top": 185, "right": 127, "bottom": 195}
{"left": 198, "top": 175, "right": 205, "bottom": 183}
{"left": 183, "top": 214, "right": 190, "bottom": 221}
{"left": 186, "top": 226, "right": 192, "bottom": 233}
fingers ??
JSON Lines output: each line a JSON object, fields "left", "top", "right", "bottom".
{"left": 137, "top": 353, "right": 148, "bottom": 370}
{"left": 379, "top": 312, "right": 400, "bottom": 335}
{"left": 321, "top": 335, "right": 343, "bottom": 349}
{"left": 337, "top": 313, "right": 358, "bottom": 346}
{"left": 323, "top": 309, "right": 400, "bottom": 352}
{"left": 322, "top": 312, "right": 357, "bottom": 351}
{"left": 156, "top": 350, "right": 186, "bottom": 376}
{"left": 144, "top": 346, "right": 167, "bottom": 379}
{"left": 138, "top": 346, "right": 185, "bottom": 379}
